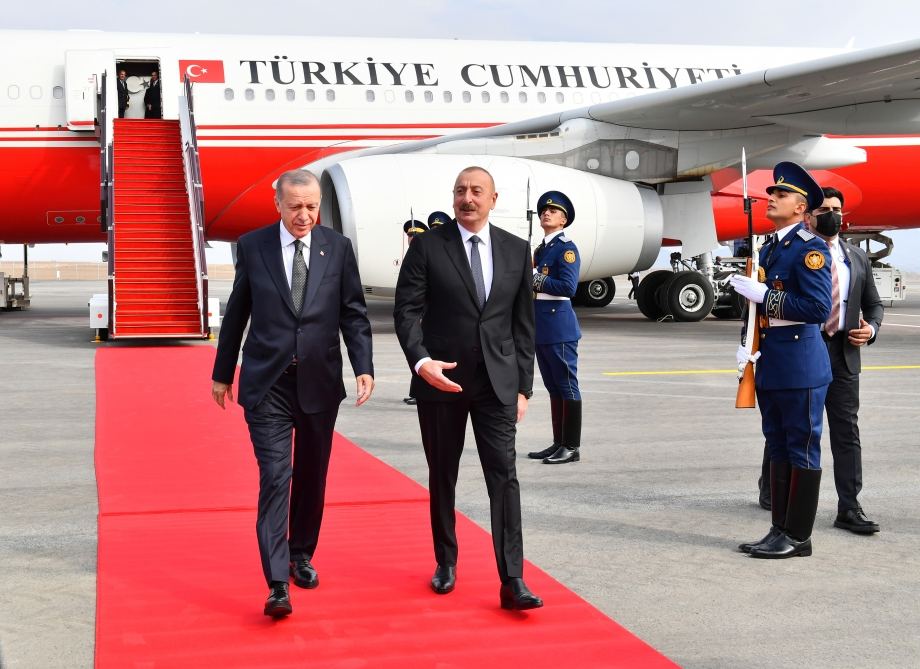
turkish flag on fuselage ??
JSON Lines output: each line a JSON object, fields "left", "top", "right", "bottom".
{"left": 178, "top": 60, "right": 225, "bottom": 83}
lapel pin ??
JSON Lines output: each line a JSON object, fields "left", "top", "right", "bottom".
{"left": 319, "top": 250, "right": 325, "bottom": 256}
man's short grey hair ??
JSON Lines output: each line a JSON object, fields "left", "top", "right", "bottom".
{"left": 275, "top": 169, "right": 320, "bottom": 201}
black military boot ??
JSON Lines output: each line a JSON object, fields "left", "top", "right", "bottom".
{"left": 758, "top": 444, "right": 771, "bottom": 510}
{"left": 528, "top": 396, "right": 562, "bottom": 459}
{"left": 750, "top": 467, "right": 821, "bottom": 559}
{"left": 740, "top": 460, "right": 790, "bottom": 553}
{"left": 544, "top": 399, "right": 581, "bottom": 464}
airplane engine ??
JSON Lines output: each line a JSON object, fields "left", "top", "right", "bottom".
{"left": 319, "top": 154, "right": 663, "bottom": 296}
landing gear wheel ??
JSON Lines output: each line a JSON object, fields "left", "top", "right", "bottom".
{"left": 665, "top": 271, "right": 715, "bottom": 322}
{"left": 576, "top": 277, "right": 615, "bottom": 308}
{"left": 635, "top": 270, "right": 673, "bottom": 320}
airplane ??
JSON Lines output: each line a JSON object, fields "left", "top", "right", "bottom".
{"left": 1, "top": 30, "right": 918, "bottom": 333}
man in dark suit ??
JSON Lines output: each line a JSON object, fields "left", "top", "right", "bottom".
{"left": 394, "top": 166, "right": 542, "bottom": 610}
{"left": 756, "top": 186, "right": 883, "bottom": 533}
{"left": 144, "top": 71, "right": 161, "bottom": 119}
{"left": 211, "top": 169, "right": 374, "bottom": 618}
{"left": 116, "top": 70, "right": 129, "bottom": 118}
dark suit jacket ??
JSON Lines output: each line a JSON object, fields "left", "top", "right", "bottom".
{"left": 394, "top": 220, "right": 535, "bottom": 406}
{"left": 144, "top": 81, "right": 161, "bottom": 116}
{"left": 117, "top": 79, "right": 129, "bottom": 109}
{"left": 212, "top": 223, "right": 373, "bottom": 413}
{"left": 838, "top": 240, "right": 883, "bottom": 375}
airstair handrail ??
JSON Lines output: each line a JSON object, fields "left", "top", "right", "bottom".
{"left": 178, "top": 75, "right": 209, "bottom": 335}
{"left": 96, "top": 71, "right": 116, "bottom": 333}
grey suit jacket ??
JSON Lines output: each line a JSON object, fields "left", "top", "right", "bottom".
{"left": 393, "top": 220, "right": 535, "bottom": 406}
{"left": 838, "top": 240, "right": 883, "bottom": 375}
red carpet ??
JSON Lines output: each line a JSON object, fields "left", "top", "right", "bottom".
{"left": 95, "top": 347, "right": 676, "bottom": 668}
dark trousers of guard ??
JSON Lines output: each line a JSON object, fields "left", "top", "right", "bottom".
{"left": 757, "top": 334, "right": 864, "bottom": 513}
{"left": 416, "top": 362, "right": 524, "bottom": 582}
{"left": 244, "top": 366, "right": 338, "bottom": 585}
{"left": 742, "top": 385, "right": 827, "bottom": 559}
{"left": 530, "top": 342, "right": 582, "bottom": 464}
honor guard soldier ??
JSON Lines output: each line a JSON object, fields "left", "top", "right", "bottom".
{"left": 527, "top": 191, "right": 583, "bottom": 465}
{"left": 402, "top": 219, "right": 428, "bottom": 405}
{"left": 730, "top": 162, "right": 833, "bottom": 559}
{"left": 428, "top": 211, "right": 451, "bottom": 229}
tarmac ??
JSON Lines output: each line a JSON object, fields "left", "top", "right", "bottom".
{"left": 1, "top": 276, "right": 919, "bottom": 668}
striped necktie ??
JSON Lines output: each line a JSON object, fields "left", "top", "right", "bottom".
{"left": 824, "top": 240, "right": 840, "bottom": 336}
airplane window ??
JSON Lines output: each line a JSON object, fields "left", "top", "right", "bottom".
{"left": 366, "top": 90, "right": 375, "bottom": 102}
{"left": 245, "top": 88, "right": 255, "bottom": 101}
{"left": 7, "top": 85, "right": 20, "bottom": 100}
{"left": 555, "top": 92, "right": 564, "bottom": 103}
{"left": 30, "top": 86, "right": 42, "bottom": 100}
{"left": 500, "top": 91, "right": 509, "bottom": 103}
{"left": 424, "top": 90, "right": 433, "bottom": 103}
{"left": 326, "top": 89, "right": 335, "bottom": 102}
{"left": 519, "top": 91, "right": 527, "bottom": 103}
{"left": 265, "top": 89, "right": 276, "bottom": 101}
{"left": 385, "top": 90, "right": 395, "bottom": 103}
{"left": 537, "top": 92, "right": 546, "bottom": 103}
{"left": 574, "top": 92, "right": 583, "bottom": 104}
{"left": 481, "top": 91, "right": 490, "bottom": 103}
{"left": 405, "top": 90, "right": 414, "bottom": 102}
{"left": 443, "top": 91, "right": 453, "bottom": 103}
{"left": 224, "top": 88, "right": 234, "bottom": 101}
{"left": 306, "top": 89, "right": 315, "bottom": 102}
{"left": 462, "top": 91, "right": 471, "bottom": 103}
{"left": 286, "top": 89, "right": 295, "bottom": 101}
{"left": 53, "top": 86, "right": 64, "bottom": 99}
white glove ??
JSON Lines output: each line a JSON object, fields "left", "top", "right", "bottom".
{"left": 730, "top": 273, "right": 768, "bottom": 303}
{"left": 736, "top": 345, "right": 761, "bottom": 374}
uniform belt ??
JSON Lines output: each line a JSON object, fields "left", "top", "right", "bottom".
{"left": 535, "top": 294, "right": 569, "bottom": 301}
{"left": 766, "top": 318, "right": 804, "bottom": 328}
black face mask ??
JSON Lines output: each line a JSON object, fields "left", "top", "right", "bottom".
{"left": 814, "top": 211, "right": 842, "bottom": 236}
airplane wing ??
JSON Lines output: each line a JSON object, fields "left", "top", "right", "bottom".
{"left": 309, "top": 37, "right": 920, "bottom": 176}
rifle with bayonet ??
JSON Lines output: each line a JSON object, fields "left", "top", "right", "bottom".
{"left": 736, "top": 148, "right": 760, "bottom": 409}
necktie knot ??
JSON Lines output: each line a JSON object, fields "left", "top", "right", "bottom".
{"left": 469, "top": 235, "right": 481, "bottom": 246}
{"left": 294, "top": 239, "right": 304, "bottom": 254}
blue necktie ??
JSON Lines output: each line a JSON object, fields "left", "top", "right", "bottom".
{"left": 469, "top": 235, "right": 486, "bottom": 309}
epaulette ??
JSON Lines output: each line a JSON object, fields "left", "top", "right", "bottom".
{"left": 558, "top": 234, "right": 570, "bottom": 243}
{"left": 797, "top": 228, "right": 815, "bottom": 241}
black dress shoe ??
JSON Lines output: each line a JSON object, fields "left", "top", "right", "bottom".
{"left": 738, "top": 526, "right": 782, "bottom": 554}
{"left": 748, "top": 531, "right": 812, "bottom": 559}
{"left": 834, "top": 507, "right": 880, "bottom": 534}
{"left": 431, "top": 564, "right": 456, "bottom": 594}
{"left": 543, "top": 446, "right": 579, "bottom": 464}
{"left": 264, "top": 581, "right": 292, "bottom": 618}
{"left": 500, "top": 578, "right": 543, "bottom": 610}
{"left": 289, "top": 559, "right": 319, "bottom": 589}
{"left": 403, "top": 396, "right": 417, "bottom": 405}
{"left": 527, "top": 444, "right": 558, "bottom": 459}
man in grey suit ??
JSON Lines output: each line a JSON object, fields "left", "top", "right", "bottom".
{"left": 394, "top": 166, "right": 542, "bottom": 610}
{"left": 756, "top": 186, "right": 883, "bottom": 534}
{"left": 211, "top": 169, "right": 374, "bottom": 617}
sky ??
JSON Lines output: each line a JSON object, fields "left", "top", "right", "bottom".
{"left": 2, "top": 0, "right": 919, "bottom": 270}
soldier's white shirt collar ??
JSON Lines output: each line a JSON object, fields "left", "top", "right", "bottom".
{"left": 542, "top": 229, "right": 565, "bottom": 245}
{"left": 774, "top": 222, "right": 800, "bottom": 243}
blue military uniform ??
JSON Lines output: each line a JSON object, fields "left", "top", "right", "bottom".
{"left": 739, "top": 161, "right": 833, "bottom": 560}
{"left": 527, "top": 191, "right": 583, "bottom": 464}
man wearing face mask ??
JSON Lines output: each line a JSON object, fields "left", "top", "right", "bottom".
{"left": 754, "top": 187, "right": 883, "bottom": 534}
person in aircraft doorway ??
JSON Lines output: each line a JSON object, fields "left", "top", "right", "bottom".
{"left": 117, "top": 70, "right": 129, "bottom": 118}
{"left": 527, "top": 190, "right": 583, "bottom": 465}
{"left": 144, "top": 70, "right": 162, "bottom": 119}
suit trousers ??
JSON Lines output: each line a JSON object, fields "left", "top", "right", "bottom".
{"left": 244, "top": 366, "right": 338, "bottom": 585}
{"left": 416, "top": 363, "right": 524, "bottom": 582}
{"left": 824, "top": 333, "right": 863, "bottom": 512}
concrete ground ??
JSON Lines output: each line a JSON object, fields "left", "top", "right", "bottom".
{"left": 2, "top": 277, "right": 918, "bottom": 668}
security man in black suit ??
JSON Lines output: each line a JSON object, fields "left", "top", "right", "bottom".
{"left": 756, "top": 186, "right": 883, "bottom": 533}
{"left": 394, "top": 166, "right": 542, "bottom": 610}
{"left": 211, "top": 169, "right": 374, "bottom": 618}
{"left": 144, "top": 70, "right": 162, "bottom": 119}
{"left": 402, "top": 219, "right": 428, "bottom": 406}
{"left": 116, "top": 70, "right": 129, "bottom": 118}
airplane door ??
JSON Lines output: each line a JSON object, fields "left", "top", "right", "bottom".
{"left": 64, "top": 50, "right": 114, "bottom": 131}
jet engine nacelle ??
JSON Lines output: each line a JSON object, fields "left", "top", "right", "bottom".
{"left": 320, "top": 155, "right": 663, "bottom": 296}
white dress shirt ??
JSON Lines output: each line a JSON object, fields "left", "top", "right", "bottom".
{"left": 279, "top": 222, "right": 311, "bottom": 289}
{"left": 825, "top": 237, "right": 850, "bottom": 334}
